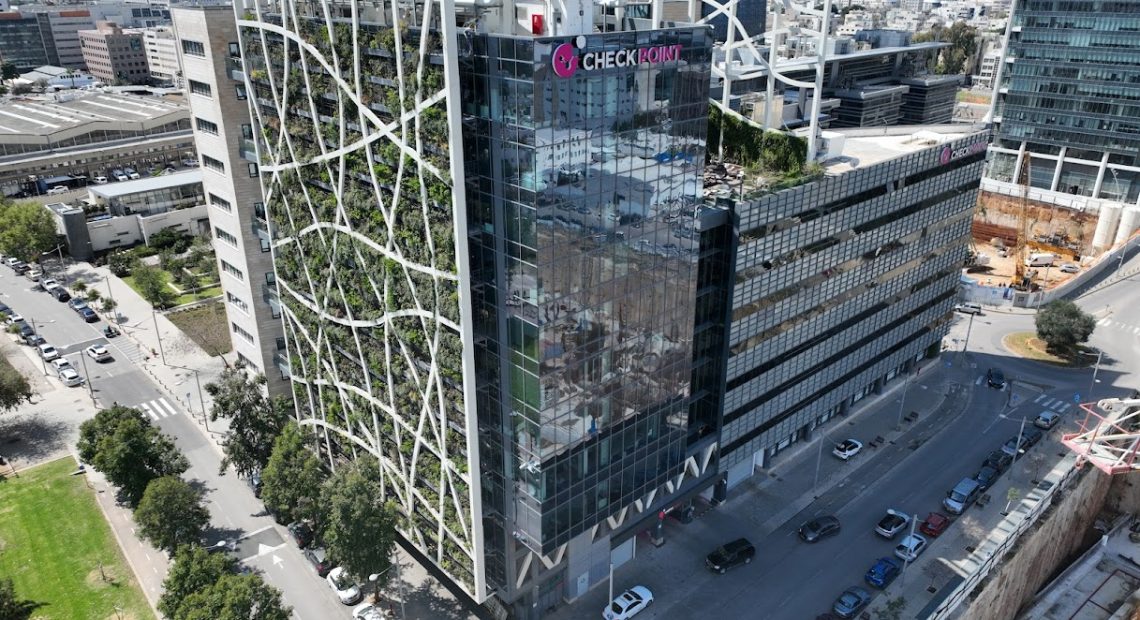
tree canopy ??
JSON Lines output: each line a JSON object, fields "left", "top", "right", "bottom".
{"left": 206, "top": 368, "right": 292, "bottom": 478}
{"left": 174, "top": 573, "right": 291, "bottom": 620}
{"left": 77, "top": 405, "right": 189, "bottom": 506}
{"left": 0, "top": 357, "right": 32, "bottom": 414}
{"left": 0, "top": 577, "right": 39, "bottom": 620}
{"left": 319, "top": 462, "right": 398, "bottom": 584}
{"left": 913, "top": 22, "right": 978, "bottom": 75}
{"left": 135, "top": 476, "right": 211, "bottom": 554}
{"left": 1035, "top": 300, "right": 1096, "bottom": 353}
{"left": 160, "top": 546, "right": 236, "bottom": 619}
{"left": 0, "top": 201, "right": 59, "bottom": 263}
{"left": 260, "top": 422, "right": 326, "bottom": 526}
{"left": 131, "top": 263, "right": 175, "bottom": 309}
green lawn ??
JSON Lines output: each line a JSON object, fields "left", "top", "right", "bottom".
{"left": 123, "top": 270, "right": 221, "bottom": 307}
{"left": 0, "top": 457, "right": 155, "bottom": 620}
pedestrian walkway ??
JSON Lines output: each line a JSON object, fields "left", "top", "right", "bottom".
{"left": 137, "top": 396, "right": 181, "bottom": 421}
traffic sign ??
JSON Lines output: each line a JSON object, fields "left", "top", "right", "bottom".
{"left": 1074, "top": 393, "right": 1081, "bottom": 403}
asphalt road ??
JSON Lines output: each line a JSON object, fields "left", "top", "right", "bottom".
{"left": 0, "top": 266, "right": 360, "bottom": 620}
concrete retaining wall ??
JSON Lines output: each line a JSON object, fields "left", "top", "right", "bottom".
{"left": 962, "top": 467, "right": 1113, "bottom": 620}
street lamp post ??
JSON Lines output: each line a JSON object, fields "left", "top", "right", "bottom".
{"left": 168, "top": 364, "right": 206, "bottom": 429}
{"left": 896, "top": 369, "right": 912, "bottom": 430}
{"left": 1084, "top": 348, "right": 1104, "bottom": 401}
{"left": 368, "top": 561, "right": 406, "bottom": 620}
{"left": 42, "top": 244, "right": 66, "bottom": 287}
{"left": 30, "top": 318, "right": 47, "bottom": 376}
{"left": 77, "top": 348, "right": 95, "bottom": 404}
{"left": 813, "top": 427, "right": 830, "bottom": 496}
{"left": 151, "top": 308, "right": 167, "bottom": 364}
{"left": 105, "top": 276, "right": 118, "bottom": 324}
{"left": 959, "top": 312, "right": 976, "bottom": 363}
{"left": 899, "top": 511, "right": 919, "bottom": 586}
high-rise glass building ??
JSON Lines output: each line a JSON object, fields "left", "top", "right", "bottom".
{"left": 233, "top": 0, "right": 714, "bottom": 613}
{"left": 987, "top": 0, "right": 1140, "bottom": 204}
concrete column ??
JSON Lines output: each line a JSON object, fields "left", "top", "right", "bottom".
{"left": 1092, "top": 152, "right": 1111, "bottom": 198}
{"left": 1049, "top": 147, "right": 1066, "bottom": 192}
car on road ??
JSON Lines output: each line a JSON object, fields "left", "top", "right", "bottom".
{"left": 287, "top": 521, "right": 313, "bottom": 548}
{"left": 46, "top": 185, "right": 69, "bottom": 195}
{"left": 944, "top": 477, "right": 983, "bottom": 514}
{"left": 1035, "top": 410, "right": 1062, "bottom": 430}
{"left": 1059, "top": 263, "right": 1080, "bottom": 274}
{"left": 247, "top": 471, "right": 262, "bottom": 498}
{"left": 894, "top": 533, "right": 928, "bottom": 562}
{"left": 953, "top": 302, "right": 983, "bottom": 315}
{"left": 93, "top": 176, "right": 109, "bottom": 184}
{"left": 832, "top": 586, "right": 871, "bottom": 618}
{"left": 0, "top": 303, "right": 9, "bottom": 315}
{"left": 11, "top": 261, "right": 29, "bottom": 274}
{"left": 875, "top": 509, "right": 911, "bottom": 539}
{"left": 983, "top": 450, "right": 1013, "bottom": 473}
{"left": 39, "top": 278, "right": 59, "bottom": 291}
{"left": 705, "top": 537, "right": 755, "bottom": 574}
{"left": 58, "top": 367, "right": 83, "bottom": 387}
{"left": 51, "top": 287, "right": 71, "bottom": 302}
{"left": 6, "top": 312, "right": 24, "bottom": 325}
{"left": 1001, "top": 434, "right": 1030, "bottom": 457}
{"left": 78, "top": 307, "right": 98, "bottom": 322}
{"left": 799, "top": 515, "right": 842, "bottom": 543}
{"left": 1024, "top": 428, "right": 1044, "bottom": 448}
{"left": 37, "top": 343, "right": 60, "bottom": 361}
{"left": 919, "top": 512, "right": 950, "bottom": 537}
{"left": 23, "top": 333, "right": 45, "bottom": 347}
{"left": 864, "top": 557, "right": 901, "bottom": 588}
{"left": 85, "top": 344, "right": 112, "bottom": 362}
{"left": 326, "top": 566, "right": 362, "bottom": 605}
{"left": 125, "top": 167, "right": 140, "bottom": 179}
{"left": 974, "top": 465, "right": 1000, "bottom": 491}
{"left": 303, "top": 547, "right": 335, "bottom": 577}
{"left": 986, "top": 368, "right": 1006, "bottom": 389}
{"left": 16, "top": 324, "right": 35, "bottom": 340}
{"left": 604, "top": 586, "right": 653, "bottom": 620}
{"left": 24, "top": 268, "right": 42, "bottom": 281}
{"left": 832, "top": 439, "right": 863, "bottom": 460}
{"left": 4, "top": 257, "right": 19, "bottom": 269}
{"left": 352, "top": 602, "right": 387, "bottom": 620}
{"left": 68, "top": 297, "right": 88, "bottom": 311}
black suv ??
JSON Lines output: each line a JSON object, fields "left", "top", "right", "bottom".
{"left": 986, "top": 368, "right": 1006, "bottom": 389}
{"left": 705, "top": 538, "right": 755, "bottom": 574}
{"left": 983, "top": 450, "right": 1013, "bottom": 473}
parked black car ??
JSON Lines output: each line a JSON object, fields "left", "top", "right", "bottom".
{"left": 51, "top": 288, "right": 71, "bottom": 302}
{"left": 983, "top": 450, "right": 1013, "bottom": 473}
{"left": 974, "top": 465, "right": 1000, "bottom": 491}
{"left": 287, "top": 521, "right": 314, "bottom": 548}
{"left": 798, "top": 515, "right": 842, "bottom": 543}
{"left": 705, "top": 538, "right": 755, "bottom": 574}
{"left": 303, "top": 547, "right": 335, "bottom": 577}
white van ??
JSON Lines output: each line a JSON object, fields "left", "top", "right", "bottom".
{"left": 1026, "top": 253, "right": 1055, "bottom": 267}
{"left": 954, "top": 302, "right": 982, "bottom": 315}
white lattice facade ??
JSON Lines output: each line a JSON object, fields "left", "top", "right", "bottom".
{"left": 236, "top": 0, "right": 484, "bottom": 599}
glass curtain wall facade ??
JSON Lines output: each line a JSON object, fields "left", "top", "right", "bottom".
{"left": 462, "top": 28, "right": 712, "bottom": 587}
{"left": 989, "top": 0, "right": 1140, "bottom": 203}
{"left": 722, "top": 132, "right": 988, "bottom": 470}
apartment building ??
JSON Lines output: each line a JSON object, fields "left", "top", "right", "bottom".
{"left": 34, "top": 10, "right": 95, "bottom": 69}
{"left": 141, "top": 26, "right": 180, "bottom": 86}
{"left": 78, "top": 21, "right": 148, "bottom": 85}
{"left": 171, "top": 5, "right": 287, "bottom": 397}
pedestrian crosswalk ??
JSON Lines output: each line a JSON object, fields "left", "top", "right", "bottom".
{"left": 138, "top": 397, "right": 181, "bottom": 420}
{"left": 1032, "top": 393, "right": 1072, "bottom": 413}
{"left": 1096, "top": 317, "right": 1140, "bottom": 335}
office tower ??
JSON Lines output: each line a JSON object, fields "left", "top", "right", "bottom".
{"left": 172, "top": 6, "right": 288, "bottom": 396}
{"left": 79, "top": 21, "right": 148, "bottom": 85}
{"left": 0, "top": 12, "right": 48, "bottom": 71}
{"left": 142, "top": 26, "right": 180, "bottom": 86}
{"left": 233, "top": 0, "right": 712, "bottom": 613}
{"left": 720, "top": 128, "right": 988, "bottom": 475}
{"left": 701, "top": 0, "right": 766, "bottom": 43}
{"left": 987, "top": 0, "right": 1140, "bottom": 204}
{"left": 34, "top": 10, "right": 95, "bottom": 70}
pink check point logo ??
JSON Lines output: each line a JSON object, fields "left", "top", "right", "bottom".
{"left": 552, "top": 42, "right": 578, "bottom": 78}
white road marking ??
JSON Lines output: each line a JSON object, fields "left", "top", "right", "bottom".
{"left": 1097, "top": 318, "right": 1111, "bottom": 326}
{"left": 1049, "top": 401, "right": 1066, "bottom": 411}
{"left": 154, "top": 397, "right": 178, "bottom": 417}
{"left": 1035, "top": 394, "right": 1047, "bottom": 404}
{"left": 976, "top": 376, "right": 984, "bottom": 386}
{"left": 139, "top": 402, "right": 159, "bottom": 420}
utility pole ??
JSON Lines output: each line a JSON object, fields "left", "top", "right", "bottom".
{"left": 151, "top": 308, "right": 166, "bottom": 364}
{"left": 105, "top": 276, "right": 118, "bottom": 324}
{"left": 31, "top": 319, "right": 47, "bottom": 376}
{"left": 895, "top": 370, "right": 912, "bottom": 430}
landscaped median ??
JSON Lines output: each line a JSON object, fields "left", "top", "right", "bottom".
{"left": 0, "top": 457, "right": 155, "bottom": 619}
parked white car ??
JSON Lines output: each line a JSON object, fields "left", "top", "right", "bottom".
{"left": 1059, "top": 263, "right": 1080, "bottom": 274}
{"left": 38, "top": 343, "right": 60, "bottom": 361}
{"left": 603, "top": 586, "right": 653, "bottom": 620}
{"left": 46, "top": 185, "right": 68, "bottom": 195}
{"left": 51, "top": 358, "right": 73, "bottom": 373}
{"left": 1035, "top": 410, "right": 1062, "bottom": 430}
{"left": 326, "top": 567, "right": 362, "bottom": 605}
{"left": 58, "top": 367, "right": 83, "bottom": 387}
{"left": 894, "top": 533, "right": 928, "bottom": 562}
{"left": 832, "top": 438, "right": 863, "bottom": 460}
{"left": 93, "top": 176, "right": 109, "bottom": 184}
{"left": 352, "top": 602, "right": 387, "bottom": 620}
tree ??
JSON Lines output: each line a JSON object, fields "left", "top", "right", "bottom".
{"left": 0, "top": 360, "right": 32, "bottom": 413}
{"left": 913, "top": 22, "right": 978, "bottom": 75}
{"left": 174, "top": 573, "right": 291, "bottom": 620}
{"left": 135, "top": 477, "right": 211, "bottom": 554}
{"left": 0, "top": 201, "right": 58, "bottom": 263}
{"left": 206, "top": 368, "right": 292, "bottom": 479}
{"left": 1035, "top": 300, "right": 1096, "bottom": 354}
{"left": 159, "top": 546, "right": 235, "bottom": 619}
{"left": 320, "top": 462, "right": 398, "bottom": 586}
{"left": 874, "top": 596, "right": 907, "bottom": 620}
{"left": 78, "top": 406, "right": 189, "bottom": 506}
{"left": 71, "top": 281, "right": 87, "bottom": 296}
{"left": 0, "top": 577, "right": 39, "bottom": 620}
{"left": 1, "top": 63, "right": 18, "bottom": 80}
{"left": 260, "top": 422, "right": 326, "bottom": 525}
{"left": 132, "top": 263, "right": 175, "bottom": 308}
{"left": 108, "top": 250, "right": 137, "bottom": 277}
